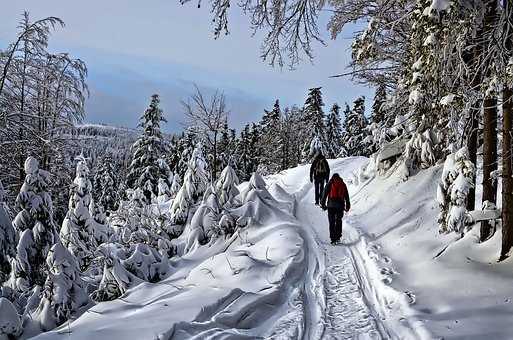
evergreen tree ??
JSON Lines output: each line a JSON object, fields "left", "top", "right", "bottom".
{"left": 371, "top": 83, "right": 387, "bottom": 125}
{"left": 341, "top": 97, "right": 371, "bottom": 157}
{"left": 33, "top": 242, "right": 89, "bottom": 331}
{"left": 169, "top": 144, "right": 209, "bottom": 227}
{"left": 7, "top": 157, "right": 57, "bottom": 292}
{"left": 215, "top": 165, "right": 240, "bottom": 207}
{"left": 237, "top": 124, "right": 255, "bottom": 181}
{"left": 0, "top": 180, "right": 16, "bottom": 284}
{"left": 259, "top": 100, "right": 282, "bottom": 173}
{"left": 93, "top": 155, "right": 119, "bottom": 213}
{"left": 302, "top": 87, "right": 327, "bottom": 160}
{"left": 127, "top": 94, "right": 169, "bottom": 202}
{"left": 59, "top": 154, "right": 96, "bottom": 271}
{"left": 325, "top": 103, "right": 343, "bottom": 158}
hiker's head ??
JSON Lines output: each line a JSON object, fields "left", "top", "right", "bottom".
{"left": 332, "top": 173, "right": 342, "bottom": 180}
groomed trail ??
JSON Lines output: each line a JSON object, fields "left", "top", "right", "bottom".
{"left": 269, "top": 157, "right": 431, "bottom": 340}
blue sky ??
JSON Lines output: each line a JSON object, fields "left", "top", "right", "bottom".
{"left": 0, "top": 0, "right": 372, "bottom": 133}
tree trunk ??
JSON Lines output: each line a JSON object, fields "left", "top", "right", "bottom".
{"left": 500, "top": 0, "right": 513, "bottom": 260}
{"left": 467, "top": 108, "right": 479, "bottom": 211}
{"left": 481, "top": 97, "right": 498, "bottom": 242}
{"left": 479, "top": 0, "right": 498, "bottom": 242}
{"left": 501, "top": 86, "right": 513, "bottom": 259}
{"left": 213, "top": 132, "right": 218, "bottom": 181}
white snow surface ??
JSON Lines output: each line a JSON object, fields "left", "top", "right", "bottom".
{"left": 29, "top": 157, "right": 513, "bottom": 339}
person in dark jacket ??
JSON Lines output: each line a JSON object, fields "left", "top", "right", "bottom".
{"left": 310, "top": 151, "right": 330, "bottom": 205}
{"left": 321, "top": 173, "right": 350, "bottom": 245}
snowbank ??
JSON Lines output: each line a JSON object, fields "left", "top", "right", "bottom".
{"left": 350, "top": 160, "right": 513, "bottom": 339}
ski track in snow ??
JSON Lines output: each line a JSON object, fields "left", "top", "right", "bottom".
{"left": 274, "top": 157, "right": 424, "bottom": 340}
{"left": 295, "top": 184, "right": 381, "bottom": 340}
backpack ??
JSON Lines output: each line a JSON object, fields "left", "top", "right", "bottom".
{"left": 314, "top": 158, "right": 327, "bottom": 176}
{"left": 329, "top": 177, "right": 346, "bottom": 200}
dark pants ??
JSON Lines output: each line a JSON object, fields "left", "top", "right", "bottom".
{"left": 328, "top": 208, "right": 344, "bottom": 242}
{"left": 314, "top": 178, "right": 326, "bottom": 204}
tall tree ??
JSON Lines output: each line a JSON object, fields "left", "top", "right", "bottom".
{"left": 341, "top": 97, "right": 370, "bottom": 157}
{"left": 259, "top": 100, "right": 283, "bottom": 173}
{"left": 7, "top": 157, "right": 56, "bottom": 293}
{"left": 480, "top": 0, "right": 499, "bottom": 242}
{"left": 127, "top": 94, "right": 169, "bottom": 202}
{"left": 303, "top": 87, "right": 327, "bottom": 159}
{"left": 0, "top": 180, "right": 15, "bottom": 284}
{"left": 325, "top": 103, "right": 343, "bottom": 158}
{"left": 501, "top": 0, "right": 513, "bottom": 260}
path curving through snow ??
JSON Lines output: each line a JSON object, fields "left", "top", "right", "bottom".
{"left": 270, "top": 157, "right": 431, "bottom": 340}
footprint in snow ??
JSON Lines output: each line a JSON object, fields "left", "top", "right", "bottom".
{"left": 382, "top": 276, "right": 393, "bottom": 285}
{"left": 380, "top": 267, "right": 395, "bottom": 276}
{"left": 369, "top": 243, "right": 381, "bottom": 251}
{"left": 404, "top": 291, "right": 416, "bottom": 305}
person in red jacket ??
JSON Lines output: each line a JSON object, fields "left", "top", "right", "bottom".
{"left": 320, "top": 173, "right": 350, "bottom": 245}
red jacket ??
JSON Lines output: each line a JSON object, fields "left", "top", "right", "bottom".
{"left": 321, "top": 175, "right": 350, "bottom": 211}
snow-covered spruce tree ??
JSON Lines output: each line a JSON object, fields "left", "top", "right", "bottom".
{"left": 371, "top": 82, "right": 387, "bottom": 126}
{"left": 33, "top": 241, "right": 89, "bottom": 332}
{"left": 215, "top": 165, "right": 240, "bottom": 207}
{"left": 341, "top": 97, "right": 371, "bottom": 157}
{"left": 169, "top": 173, "right": 181, "bottom": 199}
{"left": 93, "top": 155, "right": 119, "bottom": 213}
{"left": 127, "top": 94, "right": 169, "bottom": 203}
{"left": 173, "top": 129, "right": 197, "bottom": 179}
{"left": 0, "top": 180, "right": 16, "bottom": 284}
{"left": 325, "top": 103, "right": 343, "bottom": 158}
{"left": 8, "top": 157, "right": 57, "bottom": 293}
{"left": 402, "top": 121, "right": 438, "bottom": 179}
{"left": 90, "top": 244, "right": 142, "bottom": 302}
{"left": 302, "top": 87, "right": 327, "bottom": 159}
{"left": 157, "top": 177, "right": 172, "bottom": 203}
{"left": 259, "top": 100, "right": 283, "bottom": 173}
{"left": 59, "top": 154, "right": 96, "bottom": 272}
{"left": 169, "top": 144, "right": 209, "bottom": 230}
{"left": 88, "top": 199, "right": 110, "bottom": 245}
{"left": 0, "top": 297, "right": 22, "bottom": 339}
{"left": 437, "top": 147, "right": 475, "bottom": 234}
{"left": 217, "top": 122, "right": 237, "bottom": 171}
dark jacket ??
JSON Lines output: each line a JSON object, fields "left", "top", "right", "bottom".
{"left": 310, "top": 155, "right": 330, "bottom": 182}
{"left": 321, "top": 176, "right": 350, "bottom": 211}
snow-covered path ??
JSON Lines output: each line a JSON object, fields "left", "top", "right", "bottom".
{"left": 296, "top": 197, "right": 381, "bottom": 340}
{"left": 271, "top": 157, "right": 429, "bottom": 340}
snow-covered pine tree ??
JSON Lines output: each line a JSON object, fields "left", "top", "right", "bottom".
{"left": 59, "top": 154, "right": 96, "bottom": 272}
{"left": 157, "top": 178, "right": 172, "bottom": 203}
{"left": 88, "top": 199, "right": 110, "bottom": 245}
{"left": 33, "top": 241, "right": 89, "bottom": 331}
{"left": 371, "top": 82, "right": 387, "bottom": 126}
{"left": 341, "top": 97, "right": 371, "bottom": 157}
{"left": 302, "top": 87, "right": 327, "bottom": 159}
{"left": 325, "top": 103, "right": 343, "bottom": 158}
{"left": 215, "top": 165, "right": 240, "bottom": 207}
{"left": 175, "top": 129, "right": 197, "bottom": 179}
{"left": 127, "top": 94, "right": 169, "bottom": 203}
{"left": 169, "top": 173, "right": 181, "bottom": 198}
{"left": 217, "top": 122, "right": 237, "bottom": 171}
{"left": 437, "top": 147, "right": 475, "bottom": 234}
{"left": 8, "top": 157, "right": 57, "bottom": 292}
{"left": 236, "top": 124, "right": 255, "bottom": 181}
{"left": 93, "top": 155, "right": 119, "bottom": 213}
{"left": 169, "top": 144, "right": 209, "bottom": 227}
{"left": 0, "top": 180, "right": 16, "bottom": 284}
{"left": 259, "top": 100, "right": 283, "bottom": 173}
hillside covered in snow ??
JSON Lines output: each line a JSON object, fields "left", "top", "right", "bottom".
{"left": 10, "top": 156, "right": 507, "bottom": 340}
